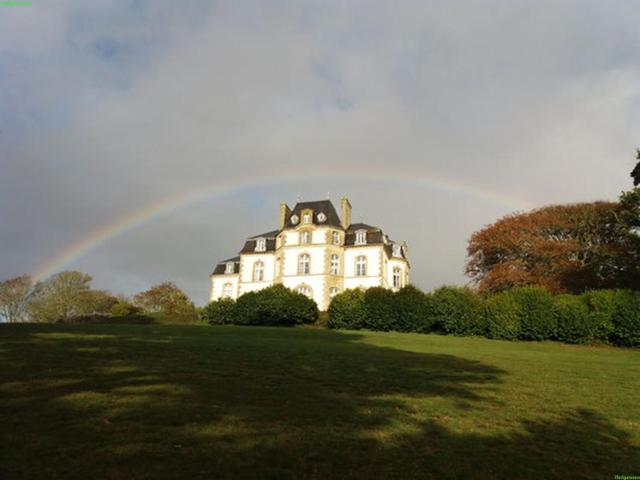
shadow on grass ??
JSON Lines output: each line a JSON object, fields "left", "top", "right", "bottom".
{"left": 0, "top": 324, "right": 637, "bottom": 479}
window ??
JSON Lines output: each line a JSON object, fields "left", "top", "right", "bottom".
{"left": 330, "top": 254, "right": 339, "bottom": 275}
{"left": 332, "top": 231, "right": 340, "bottom": 245}
{"left": 393, "top": 244, "right": 402, "bottom": 257}
{"left": 393, "top": 267, "right": 402, "bottom": 288}
{"left": 253, "top": 261, "right": 264, "bottom": 282}
{"left": 298, "top": 253, "right": 310, "bottom": 275}
{"left": 303, "top": 213, "right": 311, "bottom": 224}
{"left": 222, "top": 283, "right": 233, "bottom": 298}
{"left": 297, "top": 285, "right": 313, "bottom": 298}
{"left": 225, "top": 262, "right": 234, "bottom": 274}
{"left": 300, "top": 231, "right": 311, "bottom": 245}
{"left": 255, "top": 238, "right": 266, "bottom": 252}
{"left": 355, "top": 230, "right": 367, "bottom": 245}
{"left": 329, "top": 287, "right": 339, "bottom": 298}
{"left": 356, "top": 255, "right": 367, "bottom": 276}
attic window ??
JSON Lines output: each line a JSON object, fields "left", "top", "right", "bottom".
{"left": 225, "top": 262, "right": 234, "bottom": 274}
{"left": 303, "top": 213, "right": 311, "bottom": 224}
{"left": 255, "top": 238, "right": 266, "bottom": 252}
{"left": 291, "top": 215, "right": 299, "bottom": 224}
{"left": 317, "top": 212, "right": 327, "bottom": 223}
{"left": 355, "top": 230, "right": 367, "bottom": 245}
{"left": 392, "top": 244, "right": 402, "bottom": 257}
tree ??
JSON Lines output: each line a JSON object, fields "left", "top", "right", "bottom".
{"left": 466, "top": 202, "right": 640, "bottom": 294}
{"left": 631, "top": 148, "right": 640, "bottom": 186}
{"left": 0, "top": 275, "right": 33, "bottom": 323}
{"left": 28, "top": 271, "right": 93, "bottom": 322}
{"left": 133, "top": 282, "right": 199, "bottom": 322}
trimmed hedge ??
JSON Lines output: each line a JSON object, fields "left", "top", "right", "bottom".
{"left": 509, "top": 286, "right": 557, "bottom": 341}
{"left": 395, "top": 285, "right": 435, "bottom": 333}
{"left": 485, "top": 291, "right": 521, "bottom": 340}
{"left": 327, "top": 289, "right": 366, "bottom": 330}
{"left": 205, "top": 285, "right": 318, "bottom": 327}
{"left": 363, "top": 287, "right": 399, "bottom": 331}
{"left": 581, "top": 290, "right": 617, "bottom": 341}
{"left": 554, "top": 294, "right": 592, "bottom": 344}
{"left": 609, "top": 290, "right": 640, "bottom": 347}
{"left": 431, "top": 286, "right": 486, "bottom": 336}
{"left": 202, "top": 298, "right": 236, "bottom": 325}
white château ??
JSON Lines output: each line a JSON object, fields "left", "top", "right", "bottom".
{"left": 210, "top": 198, "right": 410, "bottom": 311}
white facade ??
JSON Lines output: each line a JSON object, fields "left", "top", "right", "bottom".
{"left": 209, "top": 198, "right": 410, "bottom": 311}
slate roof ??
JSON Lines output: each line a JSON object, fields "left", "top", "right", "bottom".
{"left": 211, "top": 256, "right": 241, "bottom": 276}
{"left": 240, "top": 238, "right": 277, "bottom": 254}
{"left": 283, "top": 200, "right": 342, "bottom": 229}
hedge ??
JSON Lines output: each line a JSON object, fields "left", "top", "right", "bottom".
{"left": 327, "top": 289, "right": 366, "bottom": 329}
{"left": 553, "top": 294, "right": 592, "bottom": 344}
{"left": 609, "top": 290, "right": 640, "bottom": 347}
{"left": 509, "top": 286, "right": 557, "bottom": 341}
{"left": 430, "top": 286, "right": 486, "bottom": 336}
{"left": 205, "top": 285, "right": 318, "bottom": 327}
{"left": 485, "top": 291, "right": 521, "bottom": 340}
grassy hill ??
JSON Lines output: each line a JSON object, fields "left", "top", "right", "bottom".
{"left": 1, "top": 324, "right": 638, "bottom": 479}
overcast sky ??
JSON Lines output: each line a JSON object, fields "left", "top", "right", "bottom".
{"left": 2, "top": 1, "right": 639, "bottom": 305}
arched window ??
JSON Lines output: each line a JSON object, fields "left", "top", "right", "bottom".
{"left": 356, "top": 255, "right": 367, "bottom": 276}
{"left": 393, "top": 267, "right": 402, "bottom": 288}
{"left": 222, "top": 283, "right": 233, "bottom": 298}
{"left": 355, "top": 230, "right": 367, "bottom": 245}
{"left": 330, "top": 254, "right": 339, "bottom": 275}
{"left": 297, "top": 284, "right": 313, "bottom": 298}
{"left": 298, "top": 253, "right": 310, "bottom": 275}
{"left": 253, "top": 261, "right": 264, "bottom": 282}
{"left": 300, "top": 231, "right": 311, "bottom": 245}
{"left": 329, "top": 287, "right": 339, "bottom": 298}
{"left": 255, "top": 238, "right": 266, "bottom": 252}
{"left": 332, "top": 231, "right": 341, "bottom": 245}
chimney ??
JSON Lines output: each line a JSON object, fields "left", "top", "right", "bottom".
{"left": 340, "top": 197, "right": 352, "bottom": 229}
{"left": 279, "top": 203, "right": 291, "bottom": 229}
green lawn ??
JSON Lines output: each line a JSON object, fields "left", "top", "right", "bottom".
{"left": 1, "top": 324, "right": 638, "bottom": 479}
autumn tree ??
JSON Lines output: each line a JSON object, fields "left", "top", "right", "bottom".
{"left": 466, "top": 202, "right": 640, "bottom": 294}
{"left": 0, "top": 275, "right": 34, "bottom": 323}
{"left": 133, "top": 282, "right": 199, "bottom": 322}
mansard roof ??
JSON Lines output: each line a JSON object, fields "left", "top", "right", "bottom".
{"left": 211, "top": 256, "right": 241, "bottom": 275}
{"left": 347, "top": 222, "right": 380, "bottom": 232}
{"left": 284, "top": 200, "right": 342, "bottom": 229}
{"left": 240, "top": 237, "right": 277, "bottom": 254}
{"left": 247, "top": 230, "right": 279, "bottom": 239}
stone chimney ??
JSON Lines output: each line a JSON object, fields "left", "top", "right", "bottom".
{"left": 340, "top": 197, "right": 352, "bottom": 229}
{"left": 279, "top": 203, "right": 291, "bottom": 229}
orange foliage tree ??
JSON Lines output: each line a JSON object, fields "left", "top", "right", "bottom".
{"left": 466, "top": 202, "right": 640, "bottom": 294}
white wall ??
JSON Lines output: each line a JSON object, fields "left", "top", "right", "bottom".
{"left": 210, "top": 274, "right": 240, "bottom": 301}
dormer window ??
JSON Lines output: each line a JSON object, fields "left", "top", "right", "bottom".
{"left": 255, "top": 238, "right": 266, "bottom": 252}
{"left": 225, "top": 262, "right": 234, "bottom": 274}
{"left": 355, "top": 230, "right": 367, "bottom": 245}
{"left": 303, "top": 213, "right": 311, "bottom": 224}
{"left": 393, "top": 244, "right": 402, "bottom": 257}
{"left": 317, "top": 212, "right": 327, "bottom": 223}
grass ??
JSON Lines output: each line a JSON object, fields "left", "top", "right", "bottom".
{"left": 1, "top": 324, "right": 638, "bottom": 479}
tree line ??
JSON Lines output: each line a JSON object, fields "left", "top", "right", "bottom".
{"left": 0, "top": 272, "right": 199, "bottom": 324}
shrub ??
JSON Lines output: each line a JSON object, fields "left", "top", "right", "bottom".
{"left": 110, "top": 300, "right": 141, "bottom": 317}
{"left": 363, "top": 287, "right": 398, "bottom": 331}
{"left": 581, "top": 290, "right": 617, "bottom": 341}
{"left": 610, "top": 290, "right": 640, "bottom": 347}
{"left": 327, "top": 289, "right": 366, "bottom": 329}
{"left": 430, "top": 286, "right": 485, "bottom": 336}
{"left": 553, "top": 294, "right": 592, "bottom": 344}
{"left": 485, "top": 291, "right": 521, "bottom": 340}
{"left": 202, "top": 298, "right": 236, "bottom": 325}
{"left": 509, "top": 286, "right": 556, "bottom": 340}
{"left": 234, "top": 285, "right": 317, "bottom": 326}
{"left": 394, "top": 285, "right": 436, "bottom": 333}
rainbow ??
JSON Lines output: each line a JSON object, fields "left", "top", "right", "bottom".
{"left": 33, "top": 164, "right": 533, "bottom": 281}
